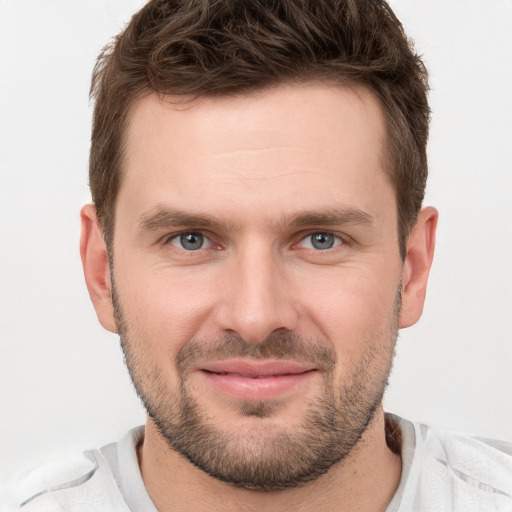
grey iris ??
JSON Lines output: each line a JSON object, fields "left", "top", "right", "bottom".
{"left": 181, "top": 232, "right": 204, "bottom": 250}
{"left": 311, "top": 232, "right": 335, "bottom": 250}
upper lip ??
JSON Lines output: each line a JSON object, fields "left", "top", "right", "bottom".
{"left": 198, "top": 359, "right": 316, "bottom": 377}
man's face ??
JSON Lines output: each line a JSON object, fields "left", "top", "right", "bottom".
{"left": 111, "top": 84, "right": 404, "bottom": 489}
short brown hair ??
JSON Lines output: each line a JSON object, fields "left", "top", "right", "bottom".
{"left": 90, "top": 0, "right": 429, "bottom": 257}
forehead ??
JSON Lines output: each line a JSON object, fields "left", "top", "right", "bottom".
{"left": 119, "top": 84, "right": 394, "bottom": 227}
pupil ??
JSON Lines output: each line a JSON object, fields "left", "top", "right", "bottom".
{"left": 311, "top": 232, "right": 334, "bottom": 250}
{"left": 181, "top": 233, "right": 203, "bottom": 250}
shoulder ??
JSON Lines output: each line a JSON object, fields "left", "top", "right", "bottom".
{"left": 9, "top": 449, "right": 129, "bottom": 512}
{"left": 416, "top": 421, "right": 512, "bottom": 474}
{"left": 408, "top": 419, "right": 512, "bottom": 510}
{"left": 472, "top": 435, "right": 512, "bottom": 457}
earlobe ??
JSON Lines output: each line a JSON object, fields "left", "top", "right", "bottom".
{"left": 399, "top": 206, "right": 438, "bottom": 328}
{"left": 80, "top": 204, "right": 117, "bottom": 333}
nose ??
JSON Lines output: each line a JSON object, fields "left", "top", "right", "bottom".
{"left": 215, "top": 243, "right": 298, "bottom": 344}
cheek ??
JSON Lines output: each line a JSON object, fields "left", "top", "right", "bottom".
{"left": 298, "top": 268, "right": 400, "bottom": 350}
{"left": 114, "top": 265, "right": 216, "bottom": 353}
{"left": 301, "top": 275, "right": 399, "bottom": 391}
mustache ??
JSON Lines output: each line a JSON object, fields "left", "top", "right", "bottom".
{"left": 176, "top": 332, "right": 337, "bottom": 373}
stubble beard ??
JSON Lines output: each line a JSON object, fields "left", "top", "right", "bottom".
{"left": 112, "top": 281, "right": 400, "bottom": 492}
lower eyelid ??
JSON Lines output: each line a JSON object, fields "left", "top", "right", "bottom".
{"left": 164, "top": 231, "right": 348, "bottom": 252}
{"left": 297, "top": 233, "right": 344, "bottom": 249}
{"left": 167, "top": 232, "right": 212, "bottom": 250}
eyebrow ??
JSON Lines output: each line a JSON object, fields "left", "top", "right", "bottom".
{"left": 137, "top": 208, "right": 238, "bottom": 232}
{"left": 137, "top": 206, "right": 374, "bottom": 234}
{"left": 284, "top": 208, "right": 374, "bottom": 229}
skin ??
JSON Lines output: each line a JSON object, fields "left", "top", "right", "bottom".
{"left": 81, "top": 84, "right": 437, "bottom": 511}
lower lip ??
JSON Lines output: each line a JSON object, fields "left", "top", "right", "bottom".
{"left": 201, "top": 370, "right": 316, "bottom": 400}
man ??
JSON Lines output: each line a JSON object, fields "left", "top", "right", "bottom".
{"left": 12, "top": 0, "right": 512, "bottom": 511}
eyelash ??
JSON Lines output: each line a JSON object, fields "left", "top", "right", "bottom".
{"left": 296, "top": 231, "right": 345, "bottom": 251}
{"left": 165, "top": 231, "right": 215, "bottom": 250}
{"left": 163, "top": 230, "right": 349, "bottom": 253}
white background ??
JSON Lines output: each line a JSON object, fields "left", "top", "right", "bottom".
{"left": 1, "top": 0, "right": 511, "bottom": 485}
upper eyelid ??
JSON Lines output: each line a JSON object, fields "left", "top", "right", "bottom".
{"left": 296, "top": 229, "right": 349, "bottom": 243}
{"left": 165, "top": 231, "right": 214, "bottom": 253}
{"left": 164, "top": 229, "right": 212, "bottom": 242}
{"left": 161, "top": 229, "right": 350, "bottom": 249}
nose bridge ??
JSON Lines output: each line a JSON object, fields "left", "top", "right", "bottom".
{"left": 218, "top": 239, "right": 297, "bottom": 344}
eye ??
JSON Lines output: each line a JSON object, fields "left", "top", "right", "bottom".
{"left": 298, "top": 232, "right": 342, "bottom": 250}
{"left": 169, "top": 232, "right": 211, "bottom": 251}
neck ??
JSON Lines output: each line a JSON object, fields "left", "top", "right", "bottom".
{"left": 139, "top": 409, "right": 402, "bottom": 512}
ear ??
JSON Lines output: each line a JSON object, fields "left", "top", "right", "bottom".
{"left": 80, "top": 204, "right": 117, "bottom": 333}
{"left": 399, "top": 206, "right": 438, "bottom": 328}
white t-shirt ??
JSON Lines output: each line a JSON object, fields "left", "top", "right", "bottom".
{"left": 7, "top": 414, "right": 512, "bottom": 511}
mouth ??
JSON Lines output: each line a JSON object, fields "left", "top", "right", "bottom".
{"left": 197, "top": 359, "right": 317, "bottom": 400}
